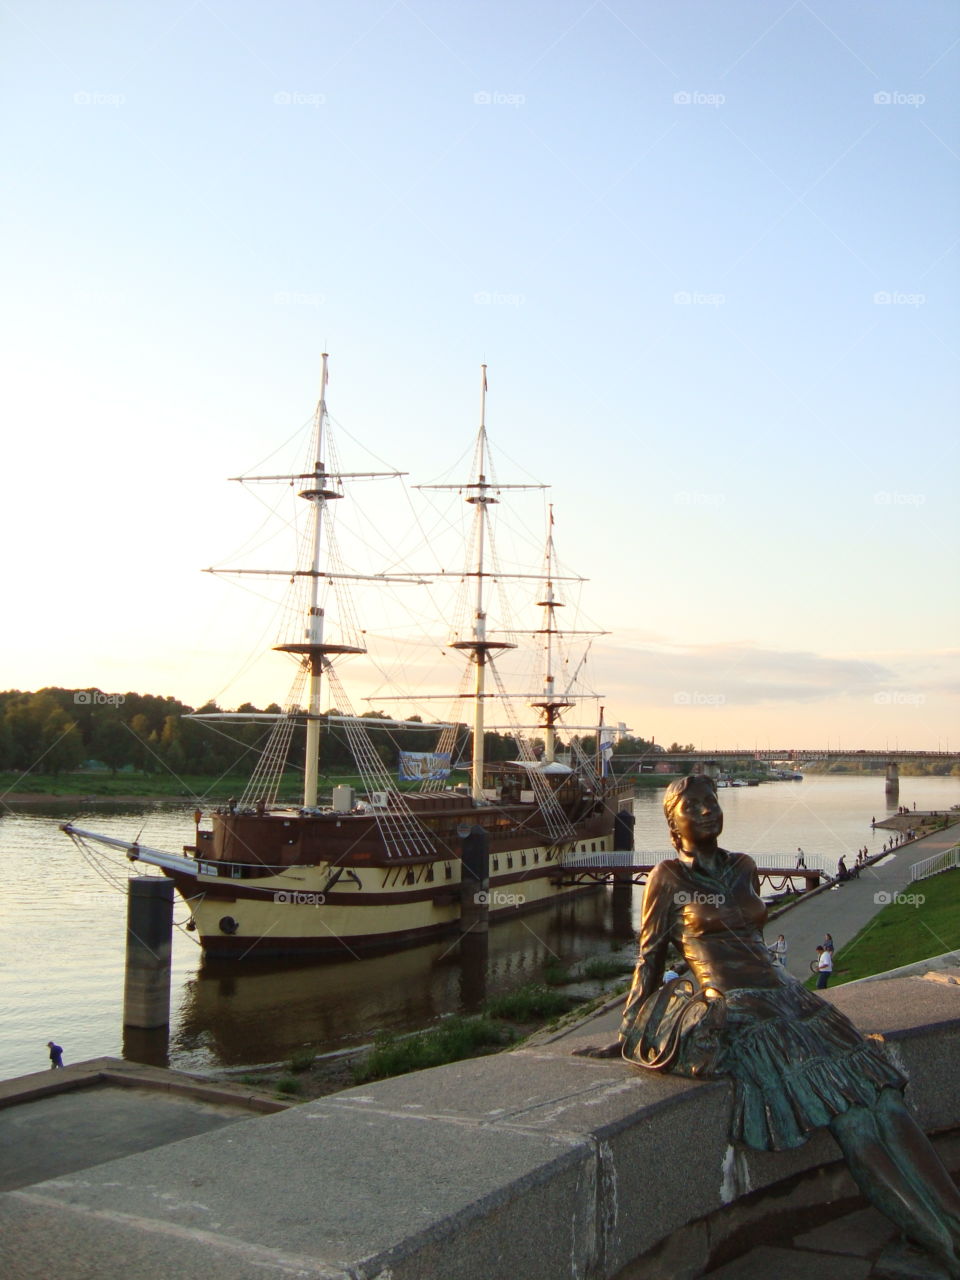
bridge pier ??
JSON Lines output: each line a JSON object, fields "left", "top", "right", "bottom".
{"left": 885, "top": 761, "right": 899, "bottom": 800}
{"left": 692, "top": 760, "right": 721, "bottom": 781}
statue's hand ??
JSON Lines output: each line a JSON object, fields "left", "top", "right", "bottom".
{"left": 572, "top": 1040, "right": 623, "bottom": 1059}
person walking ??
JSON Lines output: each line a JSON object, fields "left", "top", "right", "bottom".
{"left": 769, "top": 934, "right": 788, "bottom": 966}
{"left": 47, "top": 1041, "right": 63, "bottom": 1069}
{"left": 816, "top": 946, "right": 833, "bottom": 990}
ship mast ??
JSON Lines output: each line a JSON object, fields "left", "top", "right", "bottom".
{"left": 418, "top": 367, "right": 554, "bottom": 801}
{"left": 302, "top": 354, "right": 333, "bottom": 806}
{"left": 530, "top": 505, "right": 574, "bottom": 764}
{"left": 461, "top": 367, "right": 514, "bottom": 799}
{"left": 208, "top": 354, "right": 416, "bottom": 809}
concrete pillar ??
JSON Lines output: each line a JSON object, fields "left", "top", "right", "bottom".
{"left": 122, "top": 1024, "right": 170, "bottom": 1069}
{"left": 123, "top": 877, "right": 174, "bottom": 1029}
{"left": 614, "top": 805, "right": 635, "bottom": 851}
{"left": 458, "top": 823, "right": 490, "bottom": 935}
{"left": 885, "top": 761, "right": 900, "bottom": 800}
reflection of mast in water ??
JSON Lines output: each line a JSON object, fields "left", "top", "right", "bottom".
{"left": 172, "top": 892, "right": 618, "bottom": 1068}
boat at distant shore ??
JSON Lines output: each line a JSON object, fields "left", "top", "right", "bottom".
{"left": 65, "top": 360, "right": 633, "bottom": 959}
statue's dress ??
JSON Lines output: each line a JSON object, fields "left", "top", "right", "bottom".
{"left": 620, "top": 850, "right": 905, "bottom": 1151}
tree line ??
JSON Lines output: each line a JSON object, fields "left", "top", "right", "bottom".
{"left": 0, "top": 688, "right": 530, "bottom": 778}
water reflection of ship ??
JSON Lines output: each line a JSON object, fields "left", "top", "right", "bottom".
{"left": 173, "top": 889, "right": 632, "bottom": 1068}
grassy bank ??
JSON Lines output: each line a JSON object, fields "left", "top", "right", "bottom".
{"left": 237, "top": 957, "right": 636, "bottom": 1100}
{"left": 812, "top": 870, "right": 960, "bottom": 987}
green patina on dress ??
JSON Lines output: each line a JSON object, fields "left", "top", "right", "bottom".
{"left": 620, "top": 849, "right": 906, "bottom": 1152}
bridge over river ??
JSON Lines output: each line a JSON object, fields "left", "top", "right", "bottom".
{"left": 612, "top": 748, "right": 959, "bottom": 794}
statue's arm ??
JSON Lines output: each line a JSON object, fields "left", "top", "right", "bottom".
{"left": 619, "top": 863, "right": 674, "bottom": 1040}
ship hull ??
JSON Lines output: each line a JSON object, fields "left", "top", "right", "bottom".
{"left": 170, "top": 815, "right": 621, "bottom": 959}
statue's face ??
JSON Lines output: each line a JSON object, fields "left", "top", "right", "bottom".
{"left": 669, "top": 782, "right": 723, "bottom": 850}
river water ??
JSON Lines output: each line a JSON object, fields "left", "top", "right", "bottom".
{"left": 1, "top": 775, "right": 956, "bottom": 1081}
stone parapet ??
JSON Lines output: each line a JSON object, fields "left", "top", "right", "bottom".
{"left": 1, "top": 978, "right": 958, "bottom": 1279}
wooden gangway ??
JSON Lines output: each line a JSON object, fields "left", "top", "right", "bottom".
{"left": 558, "top": 849, "right": 827, "bottom": 892}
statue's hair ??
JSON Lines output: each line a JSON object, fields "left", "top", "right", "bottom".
{"left": 662, "top": 774, "right": 719, "bottom": 850}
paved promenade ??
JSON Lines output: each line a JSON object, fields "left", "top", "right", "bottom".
{"left": 777, "top": 818, "right": 959, "bottom": 983}
{"left": 546, "top": 816, "right": 959, "bottom": 1050}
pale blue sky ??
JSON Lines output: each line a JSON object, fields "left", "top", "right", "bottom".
{"left": 3, "top": 1, "right": 958, "bottom": 748}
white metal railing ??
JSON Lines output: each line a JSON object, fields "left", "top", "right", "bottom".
{"left": 910, "top": 846, "right": 960, "bottom": 883}
{"left": 559, "top": 849, "right": 832, "bottom": 870}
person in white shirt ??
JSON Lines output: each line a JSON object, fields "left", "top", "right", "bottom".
{"left": 816, "top": 945, "right": 833, "bottom": 989}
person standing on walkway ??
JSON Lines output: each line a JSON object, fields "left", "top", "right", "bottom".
{"left": 47, "top": 1040, "right": 63, "bottom": 1069}
{"left": 770, "top": 934, "right": 788, "bottom": 966}
{"left": 823, "top": 933, "right": 835, "bottom": 954}
{"left": 816, "top": 946, "right": 833, "bottom": 989}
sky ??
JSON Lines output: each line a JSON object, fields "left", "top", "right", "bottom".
{"left": 2, "top": 0, "right": 958, "bottom": 752}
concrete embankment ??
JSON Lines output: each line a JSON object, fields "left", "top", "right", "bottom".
{"left": 2, "top": 978, "right": 959, "bottom": 1279}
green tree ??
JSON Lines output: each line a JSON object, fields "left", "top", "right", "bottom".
{"left": 41, "top": 705, "right": 84, "bottom": 776}
{"left": 90, "top": 714, "right": 130, "bottom": 774}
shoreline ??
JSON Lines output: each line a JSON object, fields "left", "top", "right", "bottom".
{"left": 1, "top": 793, "right": 201, "bottom": 808}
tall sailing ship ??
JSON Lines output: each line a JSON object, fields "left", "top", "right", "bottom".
{"left": 65, "top": 359, "right": 633, "bottom": 959}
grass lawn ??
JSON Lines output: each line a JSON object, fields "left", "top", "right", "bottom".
{"left": 828, "top": 869, "right": 960, "bottom": 986}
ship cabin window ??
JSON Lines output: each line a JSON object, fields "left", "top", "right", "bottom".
{"left": 230, "top": 864, "right": 243, "bottom": 879}
{"left": 445, "top": 864, "right": 452, "bottom": 880}
{"left": 405, "top": 868, "right": 416, "bottom": 884}
{"left": 507, "top": 855, "right": 514, "bottom": 869}
{"left": 533, "top": 852, "right": 539, "bottom": 864}
{"left": 521, "top": 853, "right": 527, "bottom": 867}
{"left": 591, "top": 842, "right": 596, "bottom": 852}
{"left": 492, "top": 857, "right": 499, "bottom": 872}
{"left": 425, "top": 867, "right": 434, "bottom": 882}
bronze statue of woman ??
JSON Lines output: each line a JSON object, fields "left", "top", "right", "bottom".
{"left": 619, "top": 774, "right": 960, "bottom": 1276}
